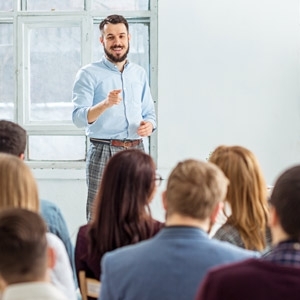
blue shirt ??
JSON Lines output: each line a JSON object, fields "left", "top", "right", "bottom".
{"left": 72, "top": 56, "right": 156, "bottom": 139}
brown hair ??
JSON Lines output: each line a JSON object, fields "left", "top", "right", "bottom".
{"left": 269, "top": 165, "right": 300, "bottom": 240}
{"left": 0, "top": 208, "right": 47, "bottom": 283}
{"left": 88, "top": 149, "right": 158, "bottom": 257}
{"left": 166, "top": 159, "right": 229, "bottom": 219}
{"left": 209, "top": 145, "right": 269, "bottom": 251}
{"left": 0, "top": 153, "right": 39, "bottom": 212}
{"left": 0, "top": 120, "right": 26, "bottom": 157}
{"left": 99, "top": 14, "right": 129, "bottom": 34}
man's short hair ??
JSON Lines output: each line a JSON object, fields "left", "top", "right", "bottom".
{"left": 166, "top": 159, "right": 229, "bottom": 219}
{"left": 99, "top": 14, "right": 129, "bottom": 34}
{"left": 0, "top": 208, "right": 48, "bottom": 284}
{"left": 269, "top": 165, "right": 300, "bottom": 239}
{"left": 0, "top": 120, "right": 26, "bottom": 157}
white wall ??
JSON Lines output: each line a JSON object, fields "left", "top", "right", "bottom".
{"left": 34, "top": 0, "right": 300, "bottom": 242}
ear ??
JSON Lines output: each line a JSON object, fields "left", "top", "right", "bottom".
{"left": 100, "top": 36, "right": 104, "bottom": 45}
{"left": 268, "top": 205, "right": 278, "bottom": 228}
{"left": 210, "top": 202, "right": 224, "bottom": 224}
{"left": 0, "top": 275, "right": 7, "bottom": 292}
{"left": 47, "top": 247, "right": 56, "bottom": 270}
{"left": 128, "top": 33, "right": 131, "bottom": 41}
{"left": 19, "top": 153, "right": 25, "bottom": 160}
{"left": 162, "top": 190, "right": 167, "bottom": 210}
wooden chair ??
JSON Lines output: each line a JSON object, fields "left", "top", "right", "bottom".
{"left": 79, "top": 270, "right": 101, "bottom": 300}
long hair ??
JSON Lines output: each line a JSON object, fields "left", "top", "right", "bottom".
{"left": 88, "top": 149, "right": 157, "bottom": 256}
{"left": 0, "top": 153, "right": 39, "bottom": 212}
{"left": 209, "top": 145, "right": 269, "bottom": 251}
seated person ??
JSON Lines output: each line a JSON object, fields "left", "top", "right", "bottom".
{"left": 196, "top": 165, "right": 300, "bottom": 300}
{"left": 0, "top": 208, "right": 67, "bottom": 300}
{"left": 99, "top": 159, "right": 259, "bottom": 300}
{"left": 209, "top": 145, "right": 271, "bottom": 251}
{"left": 75, "top": 149, "right": 163, "bottom": 285}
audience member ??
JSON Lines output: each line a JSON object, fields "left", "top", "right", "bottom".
{"left": 0, "top": 208, "right": 67, "bottom": 300}
{"left": 99, "top": 159, "right": 258, "bottom": 300}
{"left": 196, "top": 165, "right": 300, "bottom": 300}
{"left": 0, "top": 153, "right": 77, "bottom": 300}
{"left": 209, "top": 145, "right": 271, "bottom": 251}
{"left": 75, "top": 149, "right": 163, "bottom": 286}
{"left": 0, "top": 120, "right": 75, "bottom": 274}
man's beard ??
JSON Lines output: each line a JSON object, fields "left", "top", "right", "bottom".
{"left": 104, "top": 44, "right": 130, "bottom": 63}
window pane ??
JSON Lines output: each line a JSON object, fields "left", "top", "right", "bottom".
{"left": 28, "top": 136, "right": 86, "bottom": 161}
{"left": 27, "top": 0, "right": 84, "bottom": 11}
{"left": 0, "top": 1, "right": 13, "bottom": 11}
{"left": 0, "top": 23, "right": 14, "bottom": 120}
{"left": 93, "top": 23, "right": 150, "bottom": 76}
{"left": 93, "top": 0, "right": 149, "bottom": 10}
{"left": 29, "top": 26, "right": 81, "bottom": 122}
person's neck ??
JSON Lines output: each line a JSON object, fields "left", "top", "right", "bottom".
{"left": 271, "top": 226, "right": 291, "bottom": 245}
{"left": 106, "top": 56, "right": 127, "bottom": 72}
{"left": 165, "top": 213, "right": 210, "bottom": 232}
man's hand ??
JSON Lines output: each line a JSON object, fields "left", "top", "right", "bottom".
{"left": 104, "top": 89, "right": 122, "bottom": 108}
{"left": 137, "top": 121, "right": 153, "bottom": 137}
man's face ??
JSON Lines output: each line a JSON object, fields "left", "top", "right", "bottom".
{"left": 100, "top": 23, "right": 130, "bottom": 63}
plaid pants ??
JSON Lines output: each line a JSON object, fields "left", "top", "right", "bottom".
{"left": 86, "top": 140, "right": 144, "bottom": 221}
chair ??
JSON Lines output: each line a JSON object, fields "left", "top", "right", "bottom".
{"left": 79, "top": 270, "right": 101, "bottom": 300}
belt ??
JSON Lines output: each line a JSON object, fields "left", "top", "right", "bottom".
{"left": 90, "top": 138, "right": 142, "bottom": 148}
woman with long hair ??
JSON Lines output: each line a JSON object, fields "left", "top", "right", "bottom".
{"left": 209, "top": 145, "right": 270, "bottom": 251}
{"left": 75, "top": 149, "right": 163, "bottom": 282}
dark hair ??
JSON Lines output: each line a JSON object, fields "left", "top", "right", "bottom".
{"left": 88, "top": 149, "right": 157, "bottom": 257}
{"left": 0, "top": 208, "right": 47, "bottom": 283}
{"left": 0, "top": 120, "right": 26, "bottom": 157}
{"left": 99, "top": 14, "right": 129, "bottom": 34}
{"left": 269, "top": 165, "right": 300, "bottom": 240}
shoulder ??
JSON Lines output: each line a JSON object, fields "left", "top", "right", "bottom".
{"left": 213, "top": 224, "right": 244, "bottom": 248}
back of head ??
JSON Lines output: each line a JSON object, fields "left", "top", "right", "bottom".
{"left": 209, "top": 145, "right": 268, "bottom": 250}
{"left": 0, "top": 120, "right": 26, "bottom": 157}
{"left": 0, "top": 153, "right": 39, "bottom": 212}
{"left": 90, "top": 149, "right": 157, "bottom": 253}
{"left": 270, "top": 165, "right": 300, "bottom": 240}
{"left": 0, "top": 208, "right": 48, "bottom": 284}
{"left": 166, "top": 159, "right": 228, "bottom": 219}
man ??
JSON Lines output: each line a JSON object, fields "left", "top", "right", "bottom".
{"left": 99, "top": 159, "right": 258, "bottom": 300}
{"left": 0, "top": 208, "right": 67, "bottom": 300}
{"left": 72, "top": 14, "right": 156, "bottom": 221}
{"left": 196, "top": 165, "right": 300, "bottom": 300}
{"left": 0, "top": 120, "right": 75, "bottom": 283}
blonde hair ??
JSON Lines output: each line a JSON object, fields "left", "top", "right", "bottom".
{"left": 166, "top": 159, "right": 229, "bottom": 220}
{"left": 209, "top": 145, "right": 268, "bottom": 251}
{"left": 0, "top": 153, "right": 39, "bottom": 212}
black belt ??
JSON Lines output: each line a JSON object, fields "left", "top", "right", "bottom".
{"left": 90, "top": 138, "right": 142, "bottom": 148}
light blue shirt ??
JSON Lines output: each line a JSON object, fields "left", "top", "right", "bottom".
{"left": 72, "top": 56, "right": 156, "bottom": 139}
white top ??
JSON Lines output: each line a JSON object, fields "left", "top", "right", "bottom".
{"left": 46, "top": 233, "right": 77, "bottom": 300}
{"left": 2, "top": 282, "right": 67, "bottom": 300}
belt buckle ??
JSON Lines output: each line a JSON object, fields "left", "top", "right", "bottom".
{"left": 123, "top": 140, "right": 130, "bottom": 148}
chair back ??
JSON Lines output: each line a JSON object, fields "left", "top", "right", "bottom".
{"left": 79, "top": 270, "right": 101, "bottom": 300}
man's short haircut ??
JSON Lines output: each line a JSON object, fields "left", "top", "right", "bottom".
{"left": 0, "top": 208, "right": 47, "bottom": 284}
{"left": 99, "top": 14, "right": 129, "bottom": 34}
{"left": 269, "top": 165, "right": 300, "bottom": 240}
{"left": 0, "top": 120, "right": 26, "bottom": 157}
{"left": 166, "top": 159, "right": 229, "bottom": 219}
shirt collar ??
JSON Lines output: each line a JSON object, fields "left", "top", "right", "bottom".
{"left": 101, "top": 55, "right": 130, "bottom": 71}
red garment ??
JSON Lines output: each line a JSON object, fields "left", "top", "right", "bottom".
{"left": 75, "top": 219, "right": 163, "bottom": 283}
{"left": 196, "top": 258, "right": 300, "bottom": 300}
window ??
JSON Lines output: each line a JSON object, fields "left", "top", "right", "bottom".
{"left": 0, "top": 0, "right": 158, "bottom": 168}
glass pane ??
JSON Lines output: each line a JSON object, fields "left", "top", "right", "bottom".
{"left": 28, "top": 136, "right": 86, "bottom": 161}
{"left": 0, "top": 1, "right": 13, "bottom": 11}
{"left": 0, "top": 23, "right": 14, "bottom": 121}
{"left": 93, "top": 0, "right": 149, "bottom": 10}
{"left": 27, "top": 0, "right": 84, "bottom": 11}
{"left": 29, "top": 26, "right": 81, "bottom": 122}
{"left": 93, "top": 23, "right": 149, "bottom": 76}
